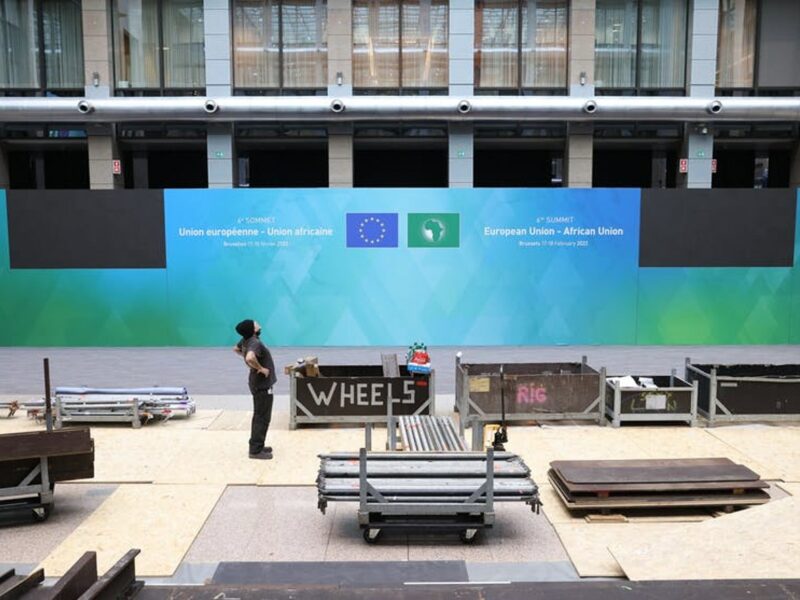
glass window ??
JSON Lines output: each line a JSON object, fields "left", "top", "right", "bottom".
{"left": 595, "top": 0, "right": 637, "bottom": 88}
{"left": 475, "top": 0, "right": 567, "bottom": 90}
{"left": 234, "top": 0, "right": 327, "bottom": 89}
{"left": 717, "top": 0, "right": 756, "bottom": 88}
{"left": 521, "top": 0, "right": 567, "bottom": 89}
{"left": 639, "top": 0, "right": 685, "bottom": 88}
{"left": 282, "top": 0, "right": 327, "bottom": 88}
{"left": 475, "top": 0, "right": 518, "bottom": 88}
{"left": 353, "top": 0, "right": 447, "bottom": 89}
{"left": 112, "top": 0, "right": 205, "bottom": 90}
{"left": 0, "top": 0, "right": 83, "bottom": 90}
{"left": 42, "top": 0, "right": 84, "bottom": 88}
{"left": 401, "top": 0, "right": 448, "bottom": 88}
{"left": 234, "top": 0, "right": 280, "bottom": 88}
{"left": 595, "top": 0, "right": 686, "bottom": 90}
{"left": 113, "top": 0, "right": 161, "bottom": 88}
{"left": 162, "top": 0, "right": 205, "bottom": 88}
{"left": 0, "top": 0, "right": 39, "bottom": 88}
{"left": 353, "top": 0, "right": 400, "bottom": 88}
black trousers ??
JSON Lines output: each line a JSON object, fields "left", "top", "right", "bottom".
{"left": 249, "top": 388, "right": 274, "bottom": 455}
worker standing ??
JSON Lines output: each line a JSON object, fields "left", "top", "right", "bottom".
{"left": 233, "top": 319, "right": 276, "bottom": 460}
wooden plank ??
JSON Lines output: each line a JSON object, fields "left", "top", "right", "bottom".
{"left": 381, "top": 354, "right": 400, "bottom": 378}
{"left": 78, "top": 549, "right": 140, "bottom": 600}
{"left": 48, "top": 552, "right": 98, "bottom": 600}
{"left": 551, "top": 458, "right": 760, "bottom": 485}
{"left": 0, "top": 429, "right": 92, "bottom": 461}
{"left": 610, "top": 496, "right": 800, "bottom": 580}
{"left": 0, "top": 568, "right": 44, "bottom": 600}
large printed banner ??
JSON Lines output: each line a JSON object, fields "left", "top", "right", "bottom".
{"left": 164, "top": 188, "right": 640, "bottom": 345}
{"left": 1, "top": 188, "right": 798, "bottom": 346}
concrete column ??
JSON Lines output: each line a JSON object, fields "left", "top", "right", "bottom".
{"left": 208, "top": 124, "right": 235, "bottom": 188}
{"left": 569, "top": 0, "right": 595, "bottom": 98}
{"left": 88, "top": 126, "right": 122, "bottom": 190}
{"left": 83, "top": 0, "right": 119, "bottom": 189}
{"left": 449, "top": 123, "right": 473, "bottom": 188}
{"left": 565, "top": 123, "right": 593, "bottom": 188}
{"left": 449, "top": 0, "right": 474, "bottom": 97}
{"left": 0, "top": 145, "right": 9, "bottom": 189}
{"left": 680, "top": 0, "right": 719, "bottom": 188}
{"left": 82, "top": 0, "right": 112, "bottom": 98}
{"left": 328, "top": 0, "right": 353, "bottom": 96}
{"left": 681, "top": 128, "right": 714, "bottom": 189}
{"left": 204, "top": 0, "right": 233, "bottom": 187}
{"left": 448, "top": 0, "right": 474, "bottom": 187}
{"left": 565, "top": 0, "right": 595, "bottom": 187}
{"left": 329, "top": 125, "right": 353, "bottom": 188}
{"left": 789, "top": 142, "right": 800, "bottom": 189}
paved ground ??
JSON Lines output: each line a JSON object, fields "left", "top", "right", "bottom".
{"left": 2, "top": 345, "right": 799, "bottom": 395}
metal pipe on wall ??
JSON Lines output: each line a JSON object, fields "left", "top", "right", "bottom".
{"left": 0, "top": 96, "right": 799, "bottom": 123}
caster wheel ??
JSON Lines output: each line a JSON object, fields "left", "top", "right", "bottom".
{"left": 32, "top": 506, "right": 51, "bottom": 522}
{"left": 363, "top": 528, "right": 381, "bottom": 544}
{"left": 459, "top": 529, "right": 479, "bottom": 544}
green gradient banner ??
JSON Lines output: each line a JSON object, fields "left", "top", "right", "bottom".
{"left": 1, "top": 188, "right": 799, "bottom": 346}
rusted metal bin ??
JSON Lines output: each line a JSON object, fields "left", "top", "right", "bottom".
{"left": 289, "top": 364, "right": 435, "bottom": 429}
{"left": 455, "top": 355, "right": 606, "bottom": 449}
{"left": 686, "top": 359, "right": 800, "bottom": 425}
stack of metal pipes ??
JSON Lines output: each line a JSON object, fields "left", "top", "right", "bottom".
{"left": 397, "top": 416, "right": 468, "bottom": 452}
{"left": 24, "top": 387, "right": 196, "bottom": 421}
{"left": 317, "top": 452, "right": 539, "bottom": 503}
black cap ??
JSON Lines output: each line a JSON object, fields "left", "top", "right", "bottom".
{"left": 235, "top": 319, "right": 255, "bottom": 339}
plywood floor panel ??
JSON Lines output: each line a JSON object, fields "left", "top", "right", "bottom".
{"left": 39, "top": 483, "right": 224, "bottom": 577}
{"left": 609, "top": 497, "right": 800, "bottom": 581}
{"left": 706, "top": 426, "right": 800, "bottom": 481}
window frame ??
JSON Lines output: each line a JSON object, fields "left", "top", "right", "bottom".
{"left": 0, "top": 0, "right": 84, "bottom": 95}
{"left": 474, "top": 0, "right": 569, "bottom": 95}
{"left": 594, "top": 0, "right": 690, "bottom": 96}
{"left": 110, "top": 0, "right": 206, "bottom": 96}
{"left": 352, "top": 0, "right": 449, "bottom": 94}
{"left": 716, "top": 0, "right": 800, "bottom": 96}
{"left": 231, "top": 0, "right": 328, "bottom": 94}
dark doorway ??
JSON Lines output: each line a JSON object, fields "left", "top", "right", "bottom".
{"left": 8, "top": 151, "right": 37, "bottom": 189}
{"left": 243, "top": 148, "right": 328, "bottom": 187}
{"left": 712, "top": 149, "right": 756, "bottom": 188}
{"left": 593, "top": 149, "right": 653, "bottom": 187}
{"left": 8, "top": 149, "right": 88, "bottom": 189}
{"left": 354, "top": 148, "right": 447, "bottom": 187}
{"left": 147, "top": 150, "right": 208, "bottom": 188}
{"left": 474, "top": 149, "right": 562, "bottom": 187}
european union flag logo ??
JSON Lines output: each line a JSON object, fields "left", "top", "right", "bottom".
{"left": 346, "top": 213, "right": 399, "bottom": 248}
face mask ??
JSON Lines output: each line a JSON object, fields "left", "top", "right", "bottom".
{"left": 255, "top": 330, "right": 261, "bottom": 337}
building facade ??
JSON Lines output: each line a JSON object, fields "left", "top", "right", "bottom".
{"left": 0, "top": 0, "right": 798, "bottom": 190}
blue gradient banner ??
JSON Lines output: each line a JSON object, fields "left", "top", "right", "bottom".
{"left": 163, "top": 188, "right": 640, "bottom": 345}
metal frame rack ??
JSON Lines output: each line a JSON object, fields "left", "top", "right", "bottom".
{"left": 24, "top": 387, "right": 196, "bottom": 429}
{"left": 605, "top": 370, "right": 698, "bottom": 427}
{"left": 317, "top": 449, "right": 540, "bottom": 543}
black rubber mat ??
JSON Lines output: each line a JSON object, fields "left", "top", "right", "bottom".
{"left": 211, "top": 561, "right": 469, "bottom": 587}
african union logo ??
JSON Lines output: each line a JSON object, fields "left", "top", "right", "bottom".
{"left": 346, "top": 213, "right": 398, "bottom": 247}
{"left": 408, "top": 213, "right": 460, "bottom": 248}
